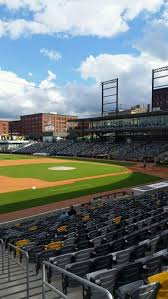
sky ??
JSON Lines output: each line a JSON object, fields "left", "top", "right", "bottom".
{"left": 0, "top": 0, "right": 168, "bottom": 119}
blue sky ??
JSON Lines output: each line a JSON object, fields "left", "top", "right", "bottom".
{"left": 0, "top": 0, "right": 167, "bottom": 119}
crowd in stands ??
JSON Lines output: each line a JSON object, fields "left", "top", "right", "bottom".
{"left": 1, "top": 188, "right": 168, "bottom": 298}
{"left": 15, "top": 140, "right": 168, "bottom": 161}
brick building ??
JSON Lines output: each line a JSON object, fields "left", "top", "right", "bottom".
{"left": 153, "top": 87, "right": 168, "bottom": 111}
{"left": 9, "top": 113, "right": 77, "bottom": 140}
{"left": 0, "top": 120, "right": 9, "bottom": 135}
{"left": 9, "top": 120, "right": 22, "bottom": 135}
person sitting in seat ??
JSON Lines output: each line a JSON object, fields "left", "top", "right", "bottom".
{"left": 68, "top": 206, "right": 77, "bottom": 217}
{"left": 58, "top": 211, "right": 69, "bottom": 220}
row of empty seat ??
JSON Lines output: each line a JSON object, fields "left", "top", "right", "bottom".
{"left": 15, "top": 140, "right": 168, "bottom": 161}
{"left": 1, "top": 188, "right": 168, "bottom": 298}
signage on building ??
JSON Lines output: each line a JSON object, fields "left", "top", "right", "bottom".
{"left": 44, "top": 121, "right": 54, "bottom": 132}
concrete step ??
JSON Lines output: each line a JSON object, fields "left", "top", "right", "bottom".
{"left": 0, "top": 277, "right": 42, "bottom": 298}
{"left": 0, "top": 284, "right": 59, "bottom": 299}
{"left": 0, "top": 273, "right": 41, "bottom": 289}
{"left": 0, "top": 251, "right": 79, "bottom": 299}
{"left": 0, "top": 269, "right": 27, "bottom": 279}
{"left": 29, "top": 289, "right": 61, "bottom": 299}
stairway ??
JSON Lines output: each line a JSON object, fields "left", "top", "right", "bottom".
{"left": 0, "top": 250, "right": 59, "bottom": 299}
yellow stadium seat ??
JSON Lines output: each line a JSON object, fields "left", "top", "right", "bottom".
{"left": 113, "top": 216, "right": 121, "bottom": 224}
{"left": 57, "top": 225, "right": 68, "bottom": 233}
{"left": 15, "top": 239, "right": 29, "bottom": 254}
{"left": 15, "top": 223, "right": 21, "bottom": 228}
{"left": 47, "top": 241, "right": 62, "bottom": 250}
{"left": 148, "top": 271, "right": 168, "bottom": 298}
{"left": 28, "top": 225, "right": 38, "bottom": 232}
{"left": 82, "top": 215, "right": 91, "bottom": 221}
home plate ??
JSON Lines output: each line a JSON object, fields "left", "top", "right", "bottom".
{"left": 48, "top": 166, "right": 76, "bottom": 171}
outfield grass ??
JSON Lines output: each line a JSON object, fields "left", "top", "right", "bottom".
{"left": 56, "top": 156, "right": 136, "bottom": 167}
{"left": 0, "top": 154, "right": 39, "bottom": 160}
{"left": 0, "top": 172, "right": 160, "bottom": 214}
{"left": 0, "top": 161, "right": 126, "bottom": 182}
{"left": 0, "top": 153, "right": 136, "bottom": 167}
{"left": 0, "top": 154, "right": 161, "bottom": 215}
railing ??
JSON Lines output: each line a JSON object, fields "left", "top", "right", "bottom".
{"left": 42, "top": 261, "right": 113, "bottom": 299}
{"left": 8, "top": 243, "right": 30, "bottom": 298}
{"left": 0, "top": 239, "right": 4, "bottom": 274}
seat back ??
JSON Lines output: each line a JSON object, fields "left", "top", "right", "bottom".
{"left": 90, "top": 236, "right": 102, "bottom": 247}
{"left": 92, "top": 254, "right": 112, "bottom": 272}
{"left": 142, "top": 256, "right": 162, "bottom": 277}
{"left": 95, "top": 243, "right": 110, "bottom": 256}
{"left": 66, "top": 260, "right": 91, "bottom": 278}
{"left": 47, "top": 241, "right": 62, "bottom": 250}
{"left": 116, "top": 262, "right": 142, "bottom": 288}
{"left": 131, "top": 243, "right": 148, "bottom": 260}
{"left": 73, "top": 248, "right": 93, "bottom": 262}
{"left": 131, "top": 282, "right": 160, "bottom": 299}
{"left": 63, "top": 237, "right": 76, "bottom": 247}
{"left": 86, "top": 268, "right": 118, "bottom": 299}
{"left": 113, "top": 248, "right": 132, "bottom": 265}
{"left": 110, "top": 238, "right": 125, "bottom": 252}
{"left": 150, "top": 236, "right": 160, "bottom": 254}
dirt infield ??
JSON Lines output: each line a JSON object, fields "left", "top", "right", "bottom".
{"left": 0, "top": 170, "right": 131, "bottom": 194}
{"left": 130, "top": 164, "right": 168, "bottom": 179}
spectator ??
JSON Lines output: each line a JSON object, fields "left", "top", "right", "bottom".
{"left": 58, "top": 211, "right": 69, "bottom": 220}
{"left": 68, "top": 206, "right": 76, "bottom": 216}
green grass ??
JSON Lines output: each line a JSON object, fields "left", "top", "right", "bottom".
{"left": 0, "top": 154, "right": 161, "bottom": 215}
{"left": 0, "top": 172, "right": 160, "bottom": 214}
{"left": 56, "top": 156, "right": 136, "bottom": 167}
{"left": 0, "top": 154, "right": 38, "bottom": 160}
{"left": 0, "top": 161, "right": 126, "bottom": 182}
{"left": 0, "top": 153, "right": 136, "bottom": 167}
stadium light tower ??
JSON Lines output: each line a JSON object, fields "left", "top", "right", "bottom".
{"left": 152, "top": 66, "right": 168, "bottom": 111}
{"left": 101, "top": 78, "right": 119, "bottom": 116}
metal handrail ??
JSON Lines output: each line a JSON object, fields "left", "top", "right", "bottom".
{"left": 42, "top": 261, "right": 113, "bottom": 299}
{"left": 8, "top": 243, "right": 30, "bottom": 298}
{"left": 0, "top": 239, "right": 4, "bottom": 274}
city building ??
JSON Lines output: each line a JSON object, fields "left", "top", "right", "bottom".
{"left": 131, "top": 104, "right": 149, "bottom": 114}
{"left": 152, "top": 87, "right": 168, "bottom": 111}
{"left": 9, "top": 113, "right": 77, "bottom": 140}
{"left": 0, "top": 120, "right": 9, "bottom": 136}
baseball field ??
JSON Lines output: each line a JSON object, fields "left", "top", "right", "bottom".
{"left": 0, "top": 154, "right": 162, "bottom": 215}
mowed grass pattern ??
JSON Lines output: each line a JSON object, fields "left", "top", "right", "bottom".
{"left": 0, "top": 162, "right": 126, "bottom": 181}
{"left": 0, "top": 154, "right": 40, "bottom": 160}
{"left": 0, "top": 154, "right": 162, "bottom": 214}
{"left": 0, "top": 172, "right": 160, "bottom": 214}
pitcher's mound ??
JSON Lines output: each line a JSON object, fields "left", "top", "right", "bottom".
{"left": 48, "top": 166, "right": 76, "bottom": 171}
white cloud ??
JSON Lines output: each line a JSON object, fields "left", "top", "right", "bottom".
{"left": 28, "top": 72, "right": 32, "bottom": 77}
{"left": 135, "top": 21, "right": 168, "bottom": 60}
{"left": 0, "top": 69, "right": 64, "bottom": 118}
{"left": 0, "top": 68, "right": 100, "bottom": 119}
{"left": 80, "top": 52, "right": 168, "bottom": 108}
{"left": 0, "top": 0, "right": 165, "bottom": 38}
{"left": 1, "top": 46, "right": 168, "bottom": 120}
{"left": 39, "top": 70, "right": 56, "bottom": 89}
{"left": 0, "top": 19, "right": 49, "bottom": 39}
{"left": 40, "top": 48, "right": 62, "bottom": 61}
{"left": 0, "top": 0, "right": 44, "bottom": 11}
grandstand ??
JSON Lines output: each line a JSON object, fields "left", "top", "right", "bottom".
{"left": 1, "top": 67, "right": 168, "bottom": 299}
{"left": 14, "top": 138, "right": 168, "bottom": 163}
{"left": 9, "top": 109, "right": 168, "bottom": 163}
{"left": 0, "top": 187, "right": 168, "bottom": 298}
